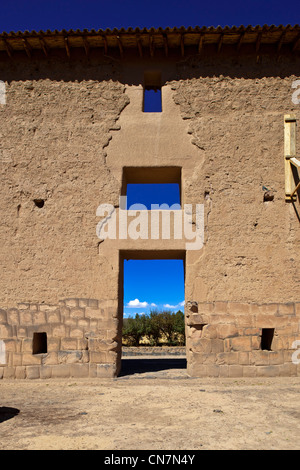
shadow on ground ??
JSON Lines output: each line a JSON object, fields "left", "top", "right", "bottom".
{"left": 0, "top": 407, "right": 20, "bottom": 424}
{"left": 119, "top": 358, "right": 187, "bottom": 377}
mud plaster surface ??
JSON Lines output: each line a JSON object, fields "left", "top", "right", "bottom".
{"left": 0, "top": 362, "right": 299, "bottom": 450}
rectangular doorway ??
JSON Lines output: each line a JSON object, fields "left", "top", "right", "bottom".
{"left": 118, "top": 250, "right": 186, "bottom": 377}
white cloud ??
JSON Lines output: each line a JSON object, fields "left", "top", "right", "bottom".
{"left": 127, "top": 298, "right": 149, "bottom": 308}
{"left": 163, "top": 303, "right": 177, "bottom": 309}
{"left": 179, "top": 301, "right": 185, "bottom": 307}
{"left": 150, "top": 303, "right": 157, "bottom": 307}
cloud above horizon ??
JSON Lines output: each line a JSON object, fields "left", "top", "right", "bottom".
{"left": 126, "top": 298, "right": 149, "bottom": 308}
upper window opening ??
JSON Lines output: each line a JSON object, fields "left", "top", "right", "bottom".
{"left": 122, "top": 167, "right": 181, "bottom": 210}
{"left": 143, "top": 71, "right": 162, "bottom": 113}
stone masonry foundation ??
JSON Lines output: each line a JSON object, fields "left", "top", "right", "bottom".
{"left": 0, "top": 298, "right": 299, "bottom": 378}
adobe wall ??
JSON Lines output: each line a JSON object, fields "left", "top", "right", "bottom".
{"left": 0, "top": 48, "right": 299, "bottom": 378}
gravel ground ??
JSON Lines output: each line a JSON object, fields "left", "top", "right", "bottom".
{"left": 0, "top": 358, "right": 299, "bottom": 450}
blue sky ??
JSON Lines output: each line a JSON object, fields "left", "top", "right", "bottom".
{"left": 123, "top": 259, "right": 185, "bottom": 318}
{"left": 0, "top": 0, "right": 298, "bottom": 33}
{"left": 1, "top": 1, "right": 296, "bottom": 317}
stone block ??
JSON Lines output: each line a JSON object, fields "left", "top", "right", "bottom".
{"left": 42, "top": 352, "right": 58, "bottom": 365}
{"left": 229, "top": 336, "right": 252, "bottom": 352}
{"left": 26, "top": 366, "right": 40, "bottom": 379}
{"left": 85, "top": 307, "right": 102, "bottom": 319}
{"left": 39, "top": 304, "right": 59, "bottom": 312}
{"left": 255, "top": 315, "right": 276, "bottom": 328}
{"left": 269, "top": 351, "right": 284, "bottom": 365}
{"left": 202, "top": 325, "right": 218, "bottom": 339}
{"left": 52, "top": 324, "right": 67, "bottom": 337}
{"left": 61, "top": 338, "right": 77, "bottom": 350}
{"left": 227, "top": 302, "right": 250, "bottom": 315}
{"left": 22, "top": 353, "right": 42, "bottom": 366}
{"left": 238, "top": 352, "right": 250, "bottom": 365}
{"left": 12, "top": 353, "right": 22, "bottom": 366}
{"left": 32, "top": 312, "right": 47, "bottom": 325}
{"left": 51, "top": 364, "right": 71, "bottom": 378}
{"left": 47, "top": 337, "right": 60, "bottom": 352}
{"left": 88, "top": 299, "right": 99, "bottom": 309}
{"left": 40, "top": 365, "right": 52, "bottom": 379}
{"left": 70, "top": 328, "right": 84, "bottom": 339}
{"left": 278, "top": 303, "right": 295, "bottom": 315}
{"left": 242, "top": 366, "right": 257, "bottom": 377}
{"left": 17, "top": 326, "right": 27, "bottom": 338}
{"left": 77, "top": 339, "right": 88, "bottom": 350}
{"left": 258, "top": 303, "right": 279, "bottom": 315}
{"left": 70, "top": 363, "right": 89, "bottom": 378}
{"left": 89, "top": 351, "right": 107, "bottom": 363}
{"left": 3, "top": 367, "right": 15, "bottom": 379}
{"left": 0, "top": 310, "right": 7, "bottom": 324}
{"left": 256, "top": 365, "right": 280, "bottom": 377}
{"left": 213, "top": 301, "right": 228, "bottom": 314}
{"left": 251, "top": 335, "right": 261, "bottom": 350}
{"left": 22, "top": 338, "right": 33, "bottom": 353}
{"left": 0, "top": 367, "right": 3, "bottom": 379}
{"left": 64, "top": 317, "right": 77, "bottom": 326}
{"left": 19, "top": 311, "right": 33, "bottom": 325}
{"left": 64, "top": 299, "right": 79, "bottom": 308}
{"left": 219, "top": 365, "right": 229, "bottom": 377}
{"left": 228, "top": 365, "right": 243, "bottom": 377}
{"left": 46, "top": 311, "right": 61, "bottom": 323}
{"left": 15, "top": 366, "right": 26, "bottom": 379}
{"left": 217, "top": 324, "right": 238, "bottom": 339}
{"left": 58, "top": 351, "right": 83, "bottom": 364}
{"left": 236, "top": 315, "right": 253, "bottom": 328}
{"left": 78, "top": 318, "right": 90, "bottom": 329}
{"left": 89, "top": 363, "right": 97, "bottom": 378}
{"left": 78, "top": 299, "right": 89, "bottom": 308}
{"left": 0, "top": 324, "right": 13, "bottom": 339}
{"left": 210, "top": 339, "right": 224, "bottom": 353}
{"left": 190, "top": 338, "right": 212, "bottom": 354}
{"left": 7, "top": 309, "right": 19, "bottom": 325}
{"left": 250, "top": 350, "right": 270, "bottom": 366}
{"left": 70, "top": 308, "right": 85, "bottom": 319}
{"left": 206, "top": 365, "right": 220, "bottom": 377}
{"left": 96, "top": 363, "right": 117, "bottom": 378}
{"left": 60, "top": 306, "right": 70, "bottom": 318}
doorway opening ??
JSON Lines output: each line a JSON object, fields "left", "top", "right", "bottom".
{"left": 119, "top": 251, "right": 186, "bottom": 376}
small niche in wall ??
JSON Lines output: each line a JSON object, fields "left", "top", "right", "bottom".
{"left": 261, "top": 328, "right": 275, "bottom": 351}
{"left": 33, "top": 199, "right": 45, "bottom": 208}
{"left": 143, "top": 71, "right": 162, "bottom": 112}
{"left": 32, "top": 332, "right": 47, "bottom": 354}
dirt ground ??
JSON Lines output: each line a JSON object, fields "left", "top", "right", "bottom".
{"left": 0, "top": 358, "right": 300, "bottom": 450}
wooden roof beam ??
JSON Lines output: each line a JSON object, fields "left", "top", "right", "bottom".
{"left": 117, "top": 36, "right": 123, "bottom": 57}
{"left": 217, "top": 33, "right": 223, "bottom": 53}
{"left": 2, "top": 38, "right": 13, "bottom": 58}
{"left": 163, "top": 34, "right": 168, "bottom": 57}
{"left": 64, "top": 37, "right": 70, "bottom": 58}
{"left": 39, "top": 37, "right": 49, "bottom": 57}
{"left": 237, "top": 32, "right": 245, "bottom": 52}
{"left": 102, "top": 35, "right": 108, "bottom": 55}
{"left": 149, "top": 35, "right": 154, "bottom": 57}
{"left": 277, "top": 31, "right": 286, "bottom": 53}
{"left": 82, "top": 36, "right": 90, "bottom": 56}
{"left": 136, "top": 36, "right": 143, "bottom": 57}
{"left": 180, "top": 34, "right": 185, "bottom": 57}
{"left": 198, "top": 33, "right": 204, "bottom": 54}
{"left": 292, "top": 32, "right": 300, "bottom": 51}
{"left": 22, "top": 38, "right": 32, "bottom": 58}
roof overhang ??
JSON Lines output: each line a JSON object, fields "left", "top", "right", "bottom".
{"left": 0, "top": 25, "right": 300, "bottom": 59}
